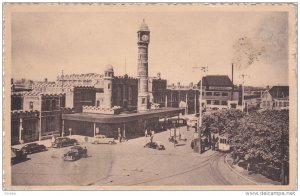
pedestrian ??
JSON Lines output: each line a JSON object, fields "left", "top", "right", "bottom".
{"left": 170, "top": 128, "right": 175, "bottom": 142}
{"left": 178, "top": 129, "right": 181, "bottom": 140}
{"left": 150, "top": 130, "right": 155, "bottom": 143}
{"left": 84, "top": 146, "right": 88, "bottom": 158}
{"left": 191, "top": 140, "right": 195, "bottom": 149}
{"left": 118, "top": 128, "right": 122, "bottom": 143}
{"left": 51, "top": 134, "right": 55, "bottom": 147}
{"left": 145, "top": 129, "right": 148, "bottom": 143}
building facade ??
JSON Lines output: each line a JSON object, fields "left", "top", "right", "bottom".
{"left": 260, "top": 86, "right": 289, "bottom": 110}
{"left": 11, "top": 92, "right": 71, "bottom": 144}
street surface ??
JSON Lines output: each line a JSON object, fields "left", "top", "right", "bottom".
{"left": 12, "top": 126, "right": 254, "bottom": 186}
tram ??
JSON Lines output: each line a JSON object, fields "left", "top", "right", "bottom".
{"left": 218, "top": 134, "right": 231, "bottom": 152}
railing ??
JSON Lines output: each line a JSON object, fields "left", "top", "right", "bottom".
{"left": 82, "top": 106, "right": 121, "bottom": 115}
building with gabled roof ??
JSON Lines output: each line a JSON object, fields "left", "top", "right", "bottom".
{"left": 196, "top": 75, "right": 241, "bottom": 110}
{"left": 269, "top": 86, "right": 289, "bottom": 99}
{"left": 260, "top": 86, "right": 289, "bottom": 110}
{"left": 200, "top": 75, "right": 234, "bottom": 88}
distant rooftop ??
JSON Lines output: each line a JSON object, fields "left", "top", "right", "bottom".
{"left": 269, "top": 86, "right": 289, "bottom": 98}
{"left": 198, "top": 75, "right": 233, "bottom": 87}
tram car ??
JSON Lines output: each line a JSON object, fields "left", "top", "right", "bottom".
{"left": 217, "top": 134, "right": 231, "bottom": 152}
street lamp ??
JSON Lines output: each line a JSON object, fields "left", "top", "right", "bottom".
{"left": 193, "top": 66, "right": 208, "bottom": 154}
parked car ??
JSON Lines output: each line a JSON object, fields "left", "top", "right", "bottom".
{"left": 20, "top": 143, "right": 47, "bottom": 154}
{"left": 144, "top": 141, "right": 165, "bottom": 150}
{"left": 52, "top": 137, "right": 78, "bottom": 148}
{"left": 91, "top": 135, "right": 116, "bottom": 144}
{"left": 11, "top": 147, "right": 27, "bottom": 165}
{"left": 63, "top": 146, "right": 88, "bottom": 161}
{"left": 187, "top": 117, "right": 198, "bottom": 128}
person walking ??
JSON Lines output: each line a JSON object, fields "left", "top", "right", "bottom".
{"left": 150, "top": 130, "right": 155, "bottom": 143}
{"left": 51, "top": 134, "right": 55, "bottom": 147}
{"left": 118, "top": 128, "right": 122, "bottom": 143}
{"left": 145, "top": 129, "right": 148, "bottom": 143}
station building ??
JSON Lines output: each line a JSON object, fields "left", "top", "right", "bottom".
{"left": 11, "top": 19, "right": 241, "bottom": 144}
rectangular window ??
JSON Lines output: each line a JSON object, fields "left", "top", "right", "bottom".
{"left": 214, "top": 92, "right": 220, "bottom": 96}
{"left": 45, "top": 100, "right": 51, "bottom": 111}
{"left": 221, "top": 101, "right": 228, "bottom": 105}
{"left": 142, "top": 98, "right": 146, "bottom": 104}
{"left": 61, "top": 97, "right": 65, "bottom": 107}
{"left": 207, "top": 100, "right": 211, "bottom": 105}
{"left": 206, "top": 92, "right": 212, "bottom": 96}
{"left": 214, "top": 100, "right": 220, "bottom": 105}
{"left": 29, "top": 102, "right": 33, "bottom": 110}
{"left": 221, "top": 92, "right": 228, "bottom": 96}
{"left": 202, "top": 92, "right": 205, "bottom": 96}
{"left": 52, "top": 100, "right": 56, "bottom": 110}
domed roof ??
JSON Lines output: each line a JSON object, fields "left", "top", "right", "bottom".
{"left": 139, "top": 19, "right": 150, "bottom": 31}
{"left": 105, "top": 64, "right": 114, "bottom": 72}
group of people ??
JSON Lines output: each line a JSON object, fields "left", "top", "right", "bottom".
{"left": 117, "top": 128, "right": 127, "bottom": 143}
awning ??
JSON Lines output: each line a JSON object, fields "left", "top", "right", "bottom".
{"left": 62, "top": 108, "right": 184, "bottom": 124}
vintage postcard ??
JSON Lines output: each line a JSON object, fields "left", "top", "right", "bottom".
{"left": 3, "top": 3, "right": 297, "bottom": 190}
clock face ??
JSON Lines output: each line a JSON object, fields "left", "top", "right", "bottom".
{"left": 142, "top": 34, "right": 149, "bottom": 41}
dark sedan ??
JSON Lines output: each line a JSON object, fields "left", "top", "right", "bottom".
{"left": 52, "top": 137, "right": 78, "bottom": 148}
{"left": 20, "top": 143, "right": 47, "bottom": 154}
{"left": 11, "top": 147, "right": 27, "bottom": 165}
{"left": 63, "top": 146, "right": 88, "bottom": 161}
{"left": 144, "top": 141, "right": 165, "bottom": 150}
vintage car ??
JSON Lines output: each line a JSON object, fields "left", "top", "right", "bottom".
{"left": 52, "top": 137, "right": 78, "bottom": 148}
{"left": 63, "top": 146, "right": 88, "bottom": 161}
{"left": 186, "top": 117, "right": 198, "bottom": 128}
{"left": 11, "top": 147, "right": 27, "bottom": 165}
{"left": 91, "top": 135, "right": 116, "bottom": 144}
{"left": 144, "top": 141, "right": 165, "bottom": 150}
{"left": 20, "top": 143, "right": 47, "bottom": 154}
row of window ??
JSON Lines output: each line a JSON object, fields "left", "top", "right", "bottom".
{"left": 29, "top": 98, "right": 64, "bottom": 111}
{"left": 276, "top": 101, "right": 289, "bottom": 107}
{"left": 261, "top": 101, "right": 289, "bottom": 107}
{"left": 204, "top": 92, "right": 229, "bottom": 97}
{"left": 206, "top": 100, "right": 228, "bottom": 106}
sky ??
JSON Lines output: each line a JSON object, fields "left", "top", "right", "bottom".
{"left": 11, "top": 9, "right": 289, "bottom": 87}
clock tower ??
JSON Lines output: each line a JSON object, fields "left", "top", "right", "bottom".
{"left": 137, "top": 19, "right": 150, "bottom": 112}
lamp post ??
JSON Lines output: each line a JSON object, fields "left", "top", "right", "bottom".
{"left": 193, "top": 66, "right": 208, "bottom": 154}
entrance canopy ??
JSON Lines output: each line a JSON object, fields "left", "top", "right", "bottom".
{"left": 62, "top": 107, "right": 184, "bottom": 124}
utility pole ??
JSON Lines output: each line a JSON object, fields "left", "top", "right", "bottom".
{"left": 240, "top": 74, "right": 249, "bottom": 113}
{"left": 61, "top": 70, "right": 64, "bottom": 92}
{"left": 125, "top": 57, "right": 127, "bottom": 75}
{"left": 192, "top": 66, "right": 208, "bottom": 154}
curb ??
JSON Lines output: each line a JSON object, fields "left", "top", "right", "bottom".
{"left": 224, "top": 154, "right": 259, "bottom": 185}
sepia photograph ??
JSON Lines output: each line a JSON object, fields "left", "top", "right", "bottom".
{"left": 3, "top": 3, "right": 297, "bottom": 191}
